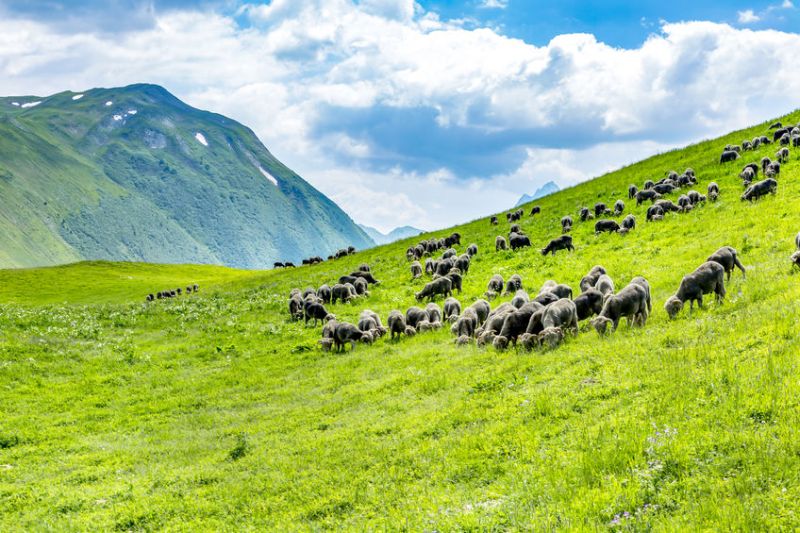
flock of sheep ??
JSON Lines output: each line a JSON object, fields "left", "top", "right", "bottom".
{"left": 146, "top": 284, "right": 199, "bottom": 302}
{"left": 283, "top": 120, "right": 798, "bottom": 353}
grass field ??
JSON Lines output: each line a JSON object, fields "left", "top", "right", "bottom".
{"left": 2, "top": 111, "right": 800, "bottom": 530}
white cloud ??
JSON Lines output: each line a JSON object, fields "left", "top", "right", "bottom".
{"left": 782, "top": 0, "right": 794, "bottom": 8}
{"left": 479, "top": 0, "right": 509, "bottom": 8}
{"left": 738, "top": 9, "right": 761, "bottom": 23}
{"left": 0, "top": 2, "right": 799, "bottom": 231}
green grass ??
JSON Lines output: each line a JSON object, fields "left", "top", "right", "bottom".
{"left": 3, "top": 110, "right": 800, "bottom": 530}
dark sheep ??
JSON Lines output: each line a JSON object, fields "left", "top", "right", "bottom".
{"left": 146, "top": 294, "right": 154, "bottom": 302}
{"left": 664, "top": 261, "right": 725, "bottom": 318}
{"left": 741, "top": 178, "right": 777, "bottom": 202}
{"left": 467, "top": 244, "right": 478, "bottom": 257}
{"left": 453, "top": 311, "right": 477, "bottom": 339}
{"left": 530, "top": 205, "right": 541, "bottom": 216}
{"left": 687, "top": 191, "right": 705, "bottom": 205}
{"left": 532, "top": 291, "right": 559, "bottom": 306}
{"left": 446, "top": 271, "right": 463, "bottom": 293}
{"left": 358, "top": 263, "right": 370, "bottom": 272}
{"left": 777, "top": 147, "right": 790, "bottom": 163}
{"left": 444, "top": 297, "right": 461, "bottom": 323}
{"left": 455, "top": 254, "right": 471, "bottom": 274}
{"left": 468, "top": 299, "right": 491, "bottom": 326}
{"left": 339, "top": 275, "right": 358, "bottom": 286}
{"left": 503, "top": 274, "right": 523, "bottom": 295}
{"left": 509, "top": 224, "right": 522, "bottom": 234}
{"left": 630, "top": 276, "right": 652, "bottom": 313}
{"left": 350, "top": 271, "right": 380, "bottom": 284}
{"left": 765, "top": 162, "right": 781, "bottom": 178}
{"left": 655, "top": 199, "right": 680, "bottom": 213}
{"left": 646, "top": 204, "right": 664, "bottom": 221}
{"left": 333, "top": 323, "right": 364, "bottom": 352}
{"left": 761, "top": 156, "right": 772, "bottom": 174}
{"left": 652, "top": 183, "right": 675, "bottom": 195}
{"left": 331, "top": 284, "right": 353, "bottom": 304}
{"left": 594, "top": 203, "right": 608, "bottom": 217}
{"left": 621, "top": 214, "right": 636, "bottom": 230}
{"left": 406, "top": 306, "right": 429, "bottom": 328}
{"left": 628, "top": 184, "right": 638, "bottom": 199}
{"left": 425, "top": 303, "right": 442, "bottom": 325}
{"left": 289, "top": 295, "right": 304, "bottom": 320}
{"left": 573, "top": 288, "right": 604, "bottom": 320}
{"left": 357, "top": 315, "right": 378, "bottom": 333}
{"left": 494, "top": 302, "right": 542, "bottom": 349}
{"left": 579, "top": 265, "right": 607, "bottom": 292}
{"left": 435, "top": 259, "right": 454, "bottom": 277}
{"left": 542, "top": 298, "right": 578, "bottom": 333}
{"left": 594, "top": 220, "right": 620, "bottom": 234}
{"left": 780, "top": 133, "right": 791, "bottom": 146}
{"left": 773, "top": 128, "right": 789, "bottom": 141}
{"left": 305, "top": 302, "right": 334, "bottom": 327}
{"left": 643, "top": 180, "right": 654, "bottom": 190}
{"left": 490, "top": 216, "right": 498, "bottom": 225}
{"left": 678, "top": 195, "right": 691, "bottom": 210}
{"left": 486, "top": 274, "right": 504, "bottom": 299}
{"left": 495, "top": 235, "right": 508, "bottom": 251}
{"left": 273, "top": 262, "right": 283, "bottom": 269}
{"left": 613, "top": 200, "right": 625, "bottom": 215}
{"left": 579, "top": 207, "right": 593, "bottom": 222}
{"left": 193, "top": 284, "right": 199, "bottom": 292}
{"left": 284, "top": 263, "right": 295, "bottom": 268}
{"left": 720, "top": 150, "right": 739, "bottom": 163}
{"left": 415, "top": 277, "right": 452, "bottom": 301}
{"left": 538, "top": 280, "right": 557, "bottom": 294}
{"left": 770, "top": 121, "right": 783, "bottom": 129}
{"left": 442, "top": 248, "right": 457, "bottom": 260}
{"left": 591, "top": 283, "right": 649, "bottom": 334}
{"left": 541, "top": 235, "right": 574, "bottom": 255}
{"left": 594, "top": 274, "right": 614, "bottom": 296}
{"left": 707, "top": 182, "right": 719, "bottom": 201}
{"left": 387, "top": 311, "right": 407, "bottom": 339}
{"left": 548, "top": 284, "right": 573, "bottom": 300}
{"left": 707, "top": 246, "right": 746, "bottom": 280}
{"left": 510, "top": 233, "right": 532, "bottom": 250}
{"left": 635, "top": 189, "right": 661, "bottom": 205}
{"left": 424, "top": 258, "right": 435, "bottom": 275}
{"left": 511, "top": 289, "right": 530, "bottom": 309}
{"left": 411, "top": 261, "right": 423, "bottom": 279}
{"left": 739, "top": 167, "right": 755, "bottom": 183}
{"left": 561, "top": 216, "right": 573, "bottom": 233}
{"left": 353, "top": 277, "right": 368, "bottom": 296}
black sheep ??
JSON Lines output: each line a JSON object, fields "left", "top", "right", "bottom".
{"left": 628, "top": 184, "right": 638, "bottom": 199}
{"left": 664, "top": 261, "right": 726, "bottom": 318}
{"left": 305, "top": 302, "right": 334, "bottom": 326}
{"left": 741, "top": 178, "right": 777, "bottom": 201}
{"left": 573, "top": 288, "right": 604, "bottom": 320}
{"left": 707, "top": 246, "right": 746, "bottom": 280}
{"left": 579, "top": 265, "right": 607, "bottom": 292}
{"left": 591, "top": 283, "right": 649, "bottom": 334}
{"left": 444, "top": 297, "right": 461, "bottom": 322}
{"left": 509, "top": 233, "right": 531, "bottom": 250}
{"left": 594, "top": 220, "right": 620, "bottom": 234}
{"left": 317, "top": 284, "right": 332, "bottom": 304}
{"left": 333, "top": 323, "right": 363, "bottom": 352}
{"left": 387, "top": 311, "right": 407, "bottom": 339}
{"left": 415, "top": 277, "right": 452, "bottom": 301}
{"left": 331, "top": 284, "right": 353, "bottom": 304}
{"left": 541, "top": 235, "right": 574, "bottom": 255}
{"left": 405, "top": 306, "right": 429, "bottom": 328}
{"left": 635, "top": 189, "right": 661, "bottom": 205}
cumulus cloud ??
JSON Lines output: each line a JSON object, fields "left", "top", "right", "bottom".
{"left": 738, "top": 9, "right": 760, "bottom": 23}
{"left": 0, "top": 1, "right": 799, "bottom": 231}
{"left": 478, "top": 0, "right": 509, "bottom": 8}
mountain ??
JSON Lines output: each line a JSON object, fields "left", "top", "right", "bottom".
{"left": 0, "top": 84, "right": 373, "bottom": 268}
{"left": 358, "top": 224, "right": 424, "bottom": 245}
{"left": 515, "top": 180, "right": 560, "bottom": 206}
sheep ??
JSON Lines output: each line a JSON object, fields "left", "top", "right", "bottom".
{"left": 353, "top": 277, "right": 369, "bottom": 296}
{"left": 573, "top": 288, "right": 604, "bottom": 320}
{"left": 445, "top": 270, "right": 463, "bottom": 293}
{"left": 770, "top": 121, "right": 783, "bottom": 129}
{"left": 480, "top": 303, "right": 516, "bottom": 336}
{"left": 411, "top": 261, "right": 423, "bottom": 279}
{"left": 538, "top": 327, "right": 565, "bottom": 349}
{"left": 646, "top": 205, "right": 664, "bottom": 221}
{"left": 289, "top": 295, "right": 304, "bottom": 320}
{"left": 613, "top": 200, "right": 625, "bottom": 215}
{"left": 444, "top": 297, "right": 462, "bottom": 323}
{"left": 652, "top": 183, "right": 675, "bottom": 195}
{"left": 357, "top": 314, "right": 379, "bottom": 333}
{"left": 305, "top": 302, "right": 335, "bottom": 327}
{"left": 533, "top": 291, "right": 559, "bottom": 307}
{"left": 591, "top": 283, "right": 649, "bottom": 334}
{"left": 791, "top": 251, "right": 800, "bottom": 269}
{"left": 594, "top": 274, "right": 615, "bottom": 296}
{"left": 455, "top": 254, "right": 471, "bottom": 274}
{"left": 720, "top": 150, "right": 739, "bottom": 163}
{"left": 468, "top": 299, "right": 491, "bottom": 326}
{"left": 405, "top": 306, "right": 429, "bottom": 329}
{"left": 595, "top": 220, "right": 620, "bottom": 234}
{"left": 495, "top": 235, "right": 508, "bottom": 251}
{"left": 454, "top": 335, "right": 472, "bottom": 346}
{"left": 435, "top": 259, "right": 454, "bottom": 277}
{"left": 467, "top": 244, "right": 478, "bottom": 257}
{"left": 739, "top": 166, "right": 755, "bottom": 184}
{"left": 442, "top": 248, "right": 457, "bottom": 260}
{"left": 741, "top": 178, "right": 777, "bottom": 202}
{"left": 628, "top": 185, "right": 638, "bottom": 199}
{"left": 405, "top": 326, "right": 417, "bottom": 337}
{"left": 594, "top": 203, "right": 609, "bottom": 217}
{"left": 742, "top": 140, "right": 752, "bottom": 151}
{"left": 761, "top": 157, "right": 772, "bottom": 175}
{"left": 490, "top": 216, "right": 498, "bottom": 225}
{"left": 546, "top": 283, "right": 573, "bottom": 300}
{"left": 780, "top": 133, "right": 791, "bottom": 146}
{"left": 777, "top": 147, "right": 790, "bottom": 163}
{"left": 425, "top": 303, "right": 443, "bottom": 325}
{"left": 561, "top": 216, "right": 573, "bottom": 233}
{"left": 387, "top": 310, "right": 407, "bottom": 339}
{"left": 453, "top": 308, "right": 479, "bottom": 338}
{"left": 424, "top": 258, "right": 435, "bottom": 276}
{"left": 664, "top": 261, "right": 726, "bottom": 318}
{"left": 415, "top": 277, "right": 452, "bottom": 302}
{"left": 766, "top": 162, "right": 781, "bottom": 178}
{"left": 511, "top": 289, "right": 530, "bottom": 309}
{"left": 504, "top": 274, "right": 523, "bottom": 294}
{"left": 687, "top": 191, "right": 706, "bottom": 205}
{"left": 518, "top": 332, "right": 539, "bottom": 352}
{"left": 635, "top": 189, "right": 661, "bottom": 205}
{"left": 530, "top": 205, "right": 541, "bottom": 216}
{"left": 620, "top": 214, "right": 636, "bottom": 231}
{"left": 629, "top": 276, "right": 652, "bottom": 313}
{"left": 494, "top": 302, "right": 542, "bottom": 349}
{"left": 707, "top": 182, "right": 719, "bottom": 202}
{"left": 643, "top": 180, "right": 654, "bottom": 190}
{"left": 509, "top": 224, "right": 522, "bottom": 235}
{"left": 541, "top": 298, "right": 578, "bottom": 334}
{"left": 538, "top": 280, "right": 557, "bottom": 294}
{"left": 579, "top": 207, "right": 593, "bottom": 222}
{"left": 707, "top": 246, "right": 746, "bottom": 280}
{"left": 333, "top": 323, "right": 364, "bottom": 352}
{"left": 485, "top": 274, "right": 504, "bottom": 300}
{"left": 541, "top": 235, "right": 574, "bottom": 255}
{"left": 510, "top": 233, "right": 532, "bottom": 250}
{"left": 677, "top": 194, "right": 691, "bottom": 210}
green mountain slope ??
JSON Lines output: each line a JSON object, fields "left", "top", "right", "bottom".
{"left": 358, "top": 223, "right": 424, "bottom": 245}
{"left": 2, "top": 109, "right": 800, "bottom": 529}
{"left": 0, "top": 84, "right": 373, "bottom": 268}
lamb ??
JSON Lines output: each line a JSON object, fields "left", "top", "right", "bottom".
{"left": 541, "top": 298, "right": 578, "bottom": 334}
{"left": 573, "top": 288, "right": 604, "bottom": 320}
{"left": 305, "top": 302, "right": 334, "bottom": 327}
{"left": 664, "top": 261, "right": 726, "bottom": 319}
{"left": 444, "top": 297, "right": 462, "bottom": 323}
{"left": 411, "top": 261, "right": 423, "bottom": 279}
{"left": 495, "top": 235, "right": 508, "bottom": 251}
{"left": 635, "top": 189, "right": 661, "bottom": 205}
{"left": 333, "top": 323, "right": 364, "bottom": 352}
{"left": 707, "top": 246, "right": 746, "bottom": 280}
{"left": 590, "top": 283, "right": 649, "bottom": 334}
{"left": 594, "top": 220, "right": 620, "bottom": 234}
{"left": 594, "top": 274, "right": 614, "bottom": 296}
{"left": 741, "top": 178, "right": 777, "bottom": 202}
{"left": 415, "top": 277, "right": 452, "bottom": 301}
{"left": 541, "top": 235, "right": 574, "bottom": 255}
{"left": 387, "top": 310, "right": 407, "bottom": 339}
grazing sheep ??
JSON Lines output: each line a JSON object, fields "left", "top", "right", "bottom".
{"left": 561, "top": 216, "right": 573, "bottom": 233}
{"left": 741, "top": 178, "right": 777, "bottom": 202}
{"left": 542, "top": 298, "right": 579, "bottom": 334}
{"left": 594, "top": 274, "right": 615, "bottom": 296}
{"left": 720, "top": 150, "right": 739, "bottom": 163}
{"left": 707, "top": 246, "right": 746, "bottom": 280}
{"left": 405, "top": 306, "right": 429, "bottom": 328}
{"left": 454, "top": 335, "right": 472, "bottom": 346}
{"left": 425, "top": 303, "right": 442, "bottom": 324}
{"left": 455, "top": 254, "right": 471, "bottom": 274}
{"left": 766, "top": 162, "right": 781, "bottom": 178}
{"left": 444, "top": 297, "right": 462, "bottom": 323}
{"left": 435, "top": 259, "right": 453, "bottom": 277}
{"left": 424, "top": 258, "right": 436, "bottom": 276}
{"left": 643, "top": 180, "right": 654, "bottom": 190}
{"left": 411, "top": 261, "right": 423, "bottom": 279}
{"left": 595, "top": 220, "right": 620, "bottom": 234}
{"left": 646, "top": 205, "right": 664, "bottom": 221}
{"left": 591, "top": 283, "right": 649, "bottom": 334}
{"left": 573, "top": 288, "right": 604, "bottom": 320}
{"left": 538, "top": 327, "right": 565, "bottom": 349}
{"left": 629, "top": 276, "right": 652, "bottom": 313}
{"left": 777, "top": 147, "right": 790, "bottom": 163}
{"left": 467, "top": 244, "right": 478, "bottom": 257}
{"left": 350, "top": 270, "right": 380, "bottom": 285}
{"left": 541, "top": 235, "right": 574, "bottom": 255}
{"left": 416, "top": 277, "right": 452, "bottom": 302}
{"left": 445, "top": 271, "right": 463, "bottom": 294}
{"left": 305, "top": 302, "right": 334, "bottom": 327}
{"left": 628, "top": 185, "right": 638, "bottom": 199}
{"left": 353, "top": 278, "right": 369, "bottom": 296}
{"left": 289, "top": 295, "right": 304, "bottom": 320}
{"left": 652, "top": 183, "right": 675, "bottom": 195}
{"left": 761, "top": 157, "right": 772, "bottom": 174}
{"left": 486, "top": 274, "right": 504, "bottom": 299}
{"left": 357, "top": 314, "right": 378, "bottom": 333}
{"left": 635, "top": 189, "right": 661, "bottom": 205}
{"left": 495, "top": 235, "right": 508, "bottom": 251}
{"left": 739, "top": 166, "right": 755, "bottom": 184}
{"left": 494, "top": 303, "right": 542, "bottom": 349}
{"left": 613, "top": 200, "right": 625, "bottom": 215}
{"left": 594, "top": 203, "right": 609, "bottom": 217}
{"left": 678, "top": 194, "right": 691, "bottom": 210}
{"left": 780, "top": 133, "right": 791, "bottom": 146}
{"left": 330, "top": 284, "right": 352, "bottom": 305}
{"left": 442, "top": 248, "right": 457, "bottom": 260}
{"left": 533, "top": 291, "right": 560, "bottom": 307}
{"left": 387, "top": 310, "right": 407, "bottom": 339}
{"left": 770, "top": 121, "right": 783, "bottom": 129}
{"left": 490, "top": 216, "right": 498, "bottom": 225}
{"left": 504, "top": 274, "right": 523, "bottom": 295}
{"left": 510, "top": 233, "right": 532, "bottom": 250}
{"left": 404, "top": 326, "right": 417, "bottom": 337}
{"left": 453, "top": 309, "right": 478, "bottom": 338}
{"left": 518, "top": 332, "right": 538, "bottom": 352}
{"left": 481, "top": 303, "right": 516, "bottom": 335}
{"left": 468, "top": 299, "right": 492, "bottom": 326}
{"left": 317, "top": 284, "right": 332, "bottom": 304}
{"left": 579, "top": 207, "right": 593, "bottom": 222}
{"left": 530, "top": 205, "right": 541, "bottom": 216}
{"left": 664, "top": 261, "right": 726, "bottom": 318}
{"left": 333, "top": 323, "right": 364, "bottom": 352}
{"left": 791, "top": 251, "right": 800, "bottom": 269}
{"left": 548, "top": 284, "right": 573, "bottom": 300}
{"left": 620, "top": 214, "right": 636, "bottom": 231}
{"left": 511, "top": 289, "right": 530, "bottom": 309}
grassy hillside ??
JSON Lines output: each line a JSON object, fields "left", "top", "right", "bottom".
{"left": 2, "top": 110, "right": 800, "bottom": 530}
{"left": 0, "top": 84, "right": 373, "bottom": 269}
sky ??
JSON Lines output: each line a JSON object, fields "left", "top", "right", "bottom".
{"left": 1, "top": 1, "right": 799, "bottom": 232}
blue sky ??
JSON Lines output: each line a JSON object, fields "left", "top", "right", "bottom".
{"left": 0, "top": 0, "right": 799, "bottom": 231}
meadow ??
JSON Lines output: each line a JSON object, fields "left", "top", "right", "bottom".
{"left": 2, "top": 111, "right": 800, "bottom": 530}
